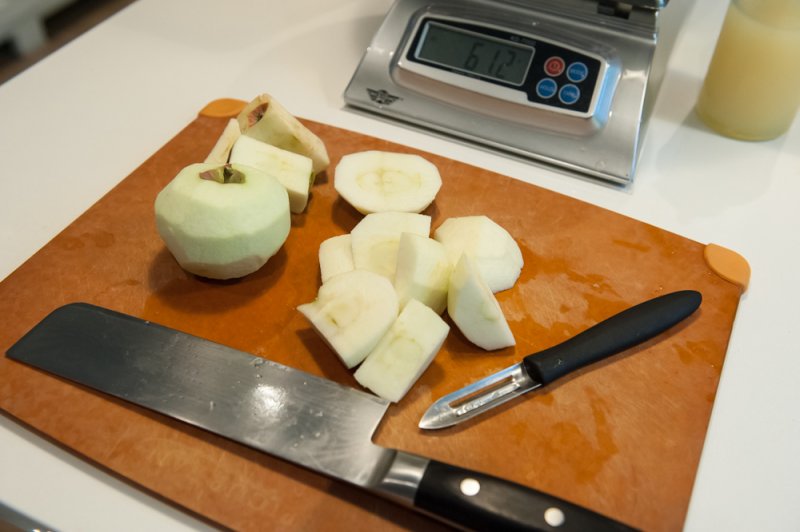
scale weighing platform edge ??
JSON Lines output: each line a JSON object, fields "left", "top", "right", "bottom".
{"left": 345, "top": 0, "right": 682, "bottom": 185}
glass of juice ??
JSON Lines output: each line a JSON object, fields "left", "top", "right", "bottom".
{"left": 696, "top": 0, "right": 800, "bottom": 141}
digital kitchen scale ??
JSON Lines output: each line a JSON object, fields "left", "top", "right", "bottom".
{"left": 345, "top": 0, "right": 681, "bottom": 184}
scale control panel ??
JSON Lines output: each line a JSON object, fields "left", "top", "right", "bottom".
{"left": 398, "top": 16, "right": 609, "bottom": 119}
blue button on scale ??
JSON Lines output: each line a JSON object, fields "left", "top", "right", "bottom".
{"left": 566, "top": 62, "right": 588, "bottom": 83}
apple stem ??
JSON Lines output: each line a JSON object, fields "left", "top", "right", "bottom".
{"left": 199, "top": 165, "right": 245, "bottom": 184}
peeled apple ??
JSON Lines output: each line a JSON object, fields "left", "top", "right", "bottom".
{"left": 350, "top": 212, "right": 431, "bottom": 280}
{"left": 447, "top": 254, "right": 515, "bottom": 351}
{"left": 434, "top": 215, "right": 523, "bottom": 293}
{"left": 154, "top": 163, "right": 290, "bottom": 280}
{"left": 297, "top": 269, "right": 399, "bottom": 368}
{"left": 334, "top": 150, "right": 442, "bottom": 214}
{"left": 393, "top": 233, "right": 451, "bottom": 314}
{"left": 354, "top": 299, "right": 449, "bottom": 403}
{"left": 237, "top": 93, "right": 329, "bottom": 176}
{"left": 229, "top": 135, "right": 314, "bottom": 214}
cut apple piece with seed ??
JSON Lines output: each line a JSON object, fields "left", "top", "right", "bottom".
{"left": 394, "top": 233, "right": 451, "bottom": 315}
{"left": 236, "top": 93, "right": 329, "bottom": 176}
{"left": 334, "top": 150, "right": 442, "bottom": 214}
{"left": 229, "top": 135, "right": 313, "bottom": 214}
{"left": 318, "top": 234, "right": 354, "bottom": 283}
{"left": 354, "top": 298, "right": 450, "bottom": 403}
{"left": 434, "top": 215, "right": 523, "bottom": 293}
{"left": 350, "top": 212, "right": 431, "bottom": 280}
{"left": 154, "top": 162, "right": 290, "bottom": 280}
{"left": 204, "top": 118, "right": 241, "bottom": 165}
{"left": 447, "top": 254, "right": 515, "bottom": 351}
{"left": 298, "top": 269, "right": 399, "bottom": 368}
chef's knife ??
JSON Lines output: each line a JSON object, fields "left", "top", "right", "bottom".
{"left": 420, "top": 290, "right": 702, "bottom": 430}
{"left": 7, "top": 302, "right": 637, "bottom": 532}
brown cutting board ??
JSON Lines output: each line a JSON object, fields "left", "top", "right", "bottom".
{"left": 0, "top": 99, "right": 748, "bottom": 531}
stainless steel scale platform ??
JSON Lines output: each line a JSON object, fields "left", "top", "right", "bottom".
{"left": 345, "top": 0, "right": 681, "bottom": 185}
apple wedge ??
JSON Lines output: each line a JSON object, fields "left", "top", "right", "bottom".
{"left": 229, "top": 135, "right": 313, "bottom": 214}
{"left": 298, "top": 269, "right": 399, "bottom": 369}
{"left": 334, "top": 150, "right": 442, "bottom": 214}
{"left": 204, "top": 118, "right": 241, "bottom": 165}
{"left": 434, "top": 215, "right": 523, "bottom": 293}
{"left": 237, "top": 93, "right": 329, "bottom": 176}
{"left": 394, "top": 233, "right": 451, "bottom": 314}
{"left": 447, "top": 254, "right": 515, "bottom": 351}
{"left": 154, "top": 163, "right": 290, "bottom": 280}
{"left": 318, "top": 234, "right": 354, "bottom": 283}
{"left": 350, "top": 212, "right": 431, "bottom": 280}
{"left": 354, "top": 299, "right": 449, "bottom": 403}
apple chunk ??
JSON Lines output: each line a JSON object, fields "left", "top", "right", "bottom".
{"left": 355, "top": 299, "right": 449, "bottom": 403}
{"left": 229, "top": 135, "right": 313, "bottom": 214}
{"left": 434, "top": 215, "right": 523, "bottom": 293}
{"left": 334, "top": 150, "right": 442, "bottom": 214}
{"left": 318, "top": 234, "right": 354, "bottom": 283}
{"left": 237, "top": 93, "right": 329, "bottom": 176}
{"left": 154, "top": 163, "right": 290, "bottom": 280}
{"left": 204, "top": 118, "right": 241, "bottom": 165}
{"left": 394, "top": 233, "right": 451, "bottom": 315}
{"left": 447, "top": 254, "right": 515, "bottom": 350}
{"left": 298, "top": 270, "right": 399, "bottom": 369}
{"left": 350, "top": 211, "right": 431, "bottom": 281}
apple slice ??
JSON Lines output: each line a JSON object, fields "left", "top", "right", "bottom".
{"left": 298, "top": 269, "right": 399, "bottom": 368}
{"left": 434, "top": 215, "right": 523, "bottom": 293}
{"left": 394, "top": 233, "right": 451, "bottom": 315}
{"left": 334, "top": 150, "right": 442, "bottom": 214}
{"left": 155, "top": 163, "right": 290, "bottom": 280}
{"left": 204, "top": 118, "right": 241, "bottom": 165}
{"left": 229, "top": 135, "right": 313, "bottom": 214}
{"left": 447, "top": 254, "right": 515, "bottom": 351}
{"left": 318, "top": 234, "right": 354, "bottom": 283}
{"left": 350, "top": 212, "right": 431, "bottom": 280}
{"left": 237, "top": 93, "right": 329, "bottom": 176}
{"left": 354, "top": 299, "right": 449, "bottom": 403}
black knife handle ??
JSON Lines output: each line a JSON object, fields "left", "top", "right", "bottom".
{"left": 414, "top": 459, "right": 638, "bottom": 531}
{"left": 523, "top": 290, "right": 701, "bottom": 386}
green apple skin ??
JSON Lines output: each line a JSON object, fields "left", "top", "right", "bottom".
{"left": 155, "top": 162, "right": 290, "bottom": 280}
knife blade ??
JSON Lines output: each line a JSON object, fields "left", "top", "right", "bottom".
{"left": 420, "top": 290, "right": 702, "bottom": 430}
{"left": 7, "top": 302, "right": 637, "bottom": 532}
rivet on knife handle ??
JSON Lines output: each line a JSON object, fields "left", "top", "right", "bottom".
{"left": 419, "top": 290, "right": 702, "bottom": 430}
{"left": 403, "top": 456, "right": 640, "bottom": 532}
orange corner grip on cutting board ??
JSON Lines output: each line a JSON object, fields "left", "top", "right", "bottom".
{"left": 704, "top": 243, "right": 750, "bottom": 292}
{"left": 199, "top": 98, "right": 247, "bottom": 118}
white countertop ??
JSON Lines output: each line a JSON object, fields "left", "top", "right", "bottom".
{"left": 1, "top": 0, "right": 798, "bottom": 530}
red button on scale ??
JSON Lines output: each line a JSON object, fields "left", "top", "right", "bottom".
{"left": 544, "top": 56, "right": 565, "bottom": 77}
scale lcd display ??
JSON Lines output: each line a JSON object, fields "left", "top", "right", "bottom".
{"left": 414, "top": 21, "right": 534, "bottom": 86}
